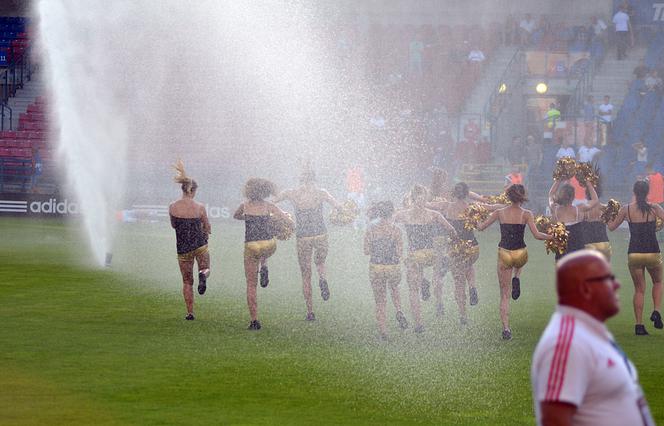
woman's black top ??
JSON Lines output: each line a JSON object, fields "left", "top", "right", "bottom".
{"left": 556, "top": 222, "right": 586, "bottom": 260}
{"left": 295, "top": 204, "right": 326, "bottom": 238}
{"left": 498, "top": 223, "right": 526, "bottom": 250}
{"left": 171, "top": 215, "right": 208, "bottom": 255}
{"left": 627, "top": 206, "right": 660, "bottom": 254}
{"left": 450, "top": 219, "right": 478, "bottom": 246}
{"left": 584, "top": 221, "right": 609, "bottom": 244}
{"left": 369, "top": 236, "right": 400, "bottom": 265}
{"left": 404, "top": 223, "right": 438, "bottom": 251}
{"left": 245, "top": 214, "right": 273, "bottom": 242}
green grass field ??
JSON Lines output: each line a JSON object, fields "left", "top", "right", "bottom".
{"left": 1, "top": 218, "right": 662, "bottom": 425}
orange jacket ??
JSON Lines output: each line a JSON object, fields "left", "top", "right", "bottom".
{"left": 648, "top": 172, "right": 664, "bottom": 204}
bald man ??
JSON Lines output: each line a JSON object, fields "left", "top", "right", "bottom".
{"left": 531, "top": 250, "right": 655, "bottom": 426}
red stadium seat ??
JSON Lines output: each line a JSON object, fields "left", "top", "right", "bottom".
{"left": 0, "top": 130, "right": 16, "bottom": 139}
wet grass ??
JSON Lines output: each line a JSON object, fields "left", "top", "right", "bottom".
{"left": 0, "top": 218, "right": 662, "bottom": 425}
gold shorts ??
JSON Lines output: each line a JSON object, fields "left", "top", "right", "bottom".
{"left": 451, "top": 245, "right": 480, "bottom": 272}
{"left": 406, "top": 248, "right": 436, "bottom": 268}
{"left": 369, "top": 263, "right": 401, "bottom": 284}
{"left": 177, "top": 245, "right": 209, "bottom": 262}
{"left": 585, "top": 242, "right": 612, "bottom": 261}
{"left": 498, "top": 247, "right": 528, "bottom": 269}
{"left": 244, "top": 239, "right": 277, "bottom": 260}
{"left": 297, "top": 234, "right": 328, "bottom": 264}
{"left": 628, "top": 253, "right": 662, "bottom": 269}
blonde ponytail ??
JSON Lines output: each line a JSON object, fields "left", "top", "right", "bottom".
{"left": 173, "top": 160, "right": 197, "bottom": 194}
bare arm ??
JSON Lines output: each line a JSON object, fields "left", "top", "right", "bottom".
{"left": 425, "top": 200, "right": 449, "bottom": 212}
{"left": 539, "top": 401, "right": 576, "bottom": 426}
{"left": 548, "top": 180, "right": 561, "bottom": 211}
{"left": 363, "top": 229, "right": 371, "bottom": 256}
{"left": 526, "top": 211, "right": 552, "bottom": 240}
{"left": 654, "top": 204, "right": 664, "bottom": 222}
{"left": 321, "top": 189, "right": 342, "bottom": 209}
{"left": 233, "top": 203, "right": 245, "bottom": 220}
{"left": 272, "top": 189, "right": 293, "bottom": 204}
{"left": 607, "top": 206, "right": 627, "bottom": 231}
{"left": 469, "top": 191, "right": 487, "bottom": 202}
{"left": 434, "top": 210, "right": 457, "bottom": 237}
{"left": 200, "top": 204, "right": 211, "bottom": 234}
{"left": 395, "top": 228, "right": 403, "bottom": 262}
{"left": 578, "top": 182, "right": 599, "bottom": 211}
{"left": 477, "top": 210, "right": 499, "bottom": 231}
{"left": 268, "top": 202, "right": 294, "bottom": 224}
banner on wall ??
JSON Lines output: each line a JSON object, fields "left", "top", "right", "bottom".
{"left": 0, "top": 193, "right": 232, "bottom": 220}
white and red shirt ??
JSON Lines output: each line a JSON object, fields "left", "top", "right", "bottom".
{"left": 531, "top": 306, "right": 654, "bottom": 426}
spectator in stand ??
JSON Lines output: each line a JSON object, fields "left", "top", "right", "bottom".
{"left": 577, "top": 138, "right": 601, "bottom": 164}
{"left": 504, "top": 163, "right": 524, "bottom": 189}
{"left": 519, "top": 13, "right": 536, "bottom": 46}
{"left": 646, "top": 163, "right": 664, "bottom": 205}
{"left": 597, "top": 95, "right": 613, "bottom": 146}
{"left": 556, "top": 137, "right": 576, "bottom": 159}
{"left": 504, "top": 14, "right": 517, "bottom": 46}
{"left": 476, "top": 136, "right": 492, "bottom": 164}
{"left": 506, "top": 136, "right": 524, "bottom": 165}
{"left": 545, "top": 103, "right": 561, "bottom": 130}
{"left": 590, "top": 15, "right": 608, "bottom": 41}
{"left": 463, "top": 118, "right": 480, "bottom": 142}
{"left": 633, "top": 60, "right": 648, "bottom": 79}
{"left": 31, "top": 146, "right": 42, "bottom": 193}
{"left": 524, "top": 135, "right": 543, "bottom": 173}
{"left": 631, "top": 141, "right": 648, "bottom": 179}
{"left": 467, "top": 46, "right": 486, "bottom": 80}
{"left": 582, "top": 95, "right": 596, "bottom": 145}
{"left": 645, "top": 69, "right": 663, "bottom": 92}
{"left": 612, "top": 5, "right": 631, "bottom": 60}
{"left": 409, "top": 33, "right": 425, "bottom": 78}
{"left": 455, "top": 138, "right": 477, "bottom": 165}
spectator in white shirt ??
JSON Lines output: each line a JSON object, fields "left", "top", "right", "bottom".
{"left": 577, "top": 139, "right": 601, "bottom": 163}
{"left": 612, "top": 6, "right": 631, "bottom": 59}
{"left": 556, "top": 138, "right": 576, "bottom": 159}
{"left": 531, "top": 251, "right": 655, "bottom": 426}
{"left": 467, "top": 48, "right": 485, "bottom": 63}
{"left": 519, "top": 14, "right": 536, "bottom": 45}
{"left": 597, "top": 95, "right": 613, "bottom": 146}
{"left": 590, "top": 16, "right": 607, "bottom": 40}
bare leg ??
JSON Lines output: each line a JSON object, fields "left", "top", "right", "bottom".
{"left": 196, "top": 251, "right": 210, "bottom": 278}
{"left": 467, "top": 265, "right": 476, "bottom": 291}
{"left": 407, "top": 263, "right": 424, "bottom": 329}
{"left": 389, "top": 279, "right": 403, "bottom": 312}
{"left": 297, "top": 239, "right": 314, "bottom": 315}
{"left": 513, "top": 266, "right": 522, "bottom": 278}
{"left": 244, "top": 256, "right": 259, "bottom": 321}
{"left": 646, "top": 265, "right": 663, "bottom": 312}
{"left": 497, "top": 262, "right": 512, "bottom": 331}
{"left": 452, "top": 267, "right": 467, "bottom": 322}
{"left": 178, "top": 259, "right": 195, "bottom": 314}
{"left": 371, "top": 278, "right": 388, "bottom": 336}
{"left": 432, "top": 262, "right": 446, "bottom": 312}
{"left": 629, "top": 266, "right": 646, "bottom": 324}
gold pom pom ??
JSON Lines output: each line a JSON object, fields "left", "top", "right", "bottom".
{"left": 486, "top": 192, "right": 510, "bottom": 205}
{"left": 270, "top": 213, "right": 295, "bottom": 240}
{"left": 553, "top": 157, "right": 577, "bottom": 181}
{"left": 460, "top": 203, "right": 489, "bottom": 230}
{"left": 535, "top": 215, "right": 552, "bottom": 233}
{"left": 329, "top": 200, "right": 359, "bottom": 226}
{"left": 600, "top": 199, "right": 621, "bottom": 224}
{"left": 575, "top": 162, "right": 599, "bottom": 187}
{"left": 544, "top": 222, "right": 569, "bottom": 255}
{"left": 657, "top": 218, "right": 664, "bottom": 232}
{"left": 448, "top": 236, "right": 475, "bottom": 263}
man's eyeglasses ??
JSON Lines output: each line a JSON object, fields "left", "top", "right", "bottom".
{"left": 584, "top": 274, "right": 616, "bottom": 283}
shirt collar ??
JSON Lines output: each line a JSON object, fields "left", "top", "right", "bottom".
{"left": 556, "top": 305, "right": 613, "bottom": 341}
